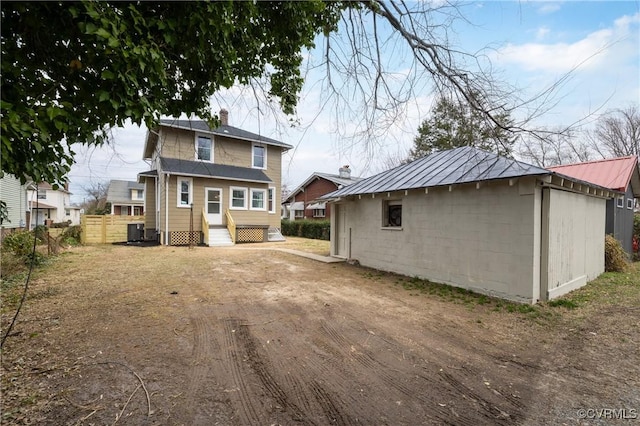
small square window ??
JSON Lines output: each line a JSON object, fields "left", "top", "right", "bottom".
{"left": 250, "top": 189, "right": 266, "bottom": 210}
{"left": 196, "top": 136, "right": 213, "bottom": 161}
{"left": 617, "top": 197, "right": 624, "bottom": 208}
{"left": 383, "top": 200, "right": 402, "bottom": 227}
{"left": 38, "top": 190, "right": 46, "bottom": 199}
{"left": 313, "top": 209, "right": 326, "bottom": 218}
{"left": 230, "top": 187, "right": 247, "bottom": 210}
{"left": 627, "top": 198, "right": 634, "bottom": 210}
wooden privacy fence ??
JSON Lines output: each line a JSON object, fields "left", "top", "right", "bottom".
{"left": 81, "top": 215, "right": 145, "bottom": 244}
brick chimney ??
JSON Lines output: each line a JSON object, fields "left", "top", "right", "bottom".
{"left": 339, "top": 165, "right": 351, "bottom": 179}
{"left": 219, "top": 109, "right": 229, "bottom": 126}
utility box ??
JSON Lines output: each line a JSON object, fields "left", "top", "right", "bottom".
{"left": 127, "top": 223, "right": 144, "bottom": 242}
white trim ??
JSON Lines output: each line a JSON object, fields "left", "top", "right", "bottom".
{"left": 195, "top": 133, "right": 214, "bottom": 162}
{"left": 230, "top": 186, "right": 248, "bottom": 210}
{"left": 627, "top": 198, "right": 634, "bottom": 210}
{"left": 252, "top": 143, "right": 267, "bottom": 169}
{"left": 205, "top": 187, "right": 223, "bottom": 225}
{"left": 250, "top": 188, "right": 267, "bottom": 211}
{"left": 617, "top": 196, "right": 624, "bottom": 208}
{"left": 268, "top": 187, "right": 276, "bottom": 214}
{"left": 176, "top": 176, "right": 193, "bottom": 208}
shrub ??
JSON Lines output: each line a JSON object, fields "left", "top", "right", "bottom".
{"left": 281, "top": 219, "right": 330, "bottom": 240}
{"left": 605, "top": 234, "right": 627, "bottom": 272}
{"left": 2, "top": 230, "right": 44, "bottom": 265}
{"left": 61, "top": 225, "right": 82, "bottom": 245}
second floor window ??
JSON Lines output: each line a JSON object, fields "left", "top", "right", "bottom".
{"left": 38, "top": 190, "right": 46, "bottom": 199}
{"left": 197, "top": 136, "right": 213, "bottom": 161}
{"left": 252, "top": 144, "right": 266, "bottom": 169}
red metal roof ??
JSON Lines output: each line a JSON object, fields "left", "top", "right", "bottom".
{"left": 547, "top": 156, "right": 638, "bottom": 192}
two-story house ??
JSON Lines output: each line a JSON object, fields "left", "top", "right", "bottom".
{"left": 107, "top": 180, "right": 145, "bottom": 216}
{"left": 28, "top": 182, "right": 81, "bottom": 227}
{"left": 138, "top": 110, "right": 293, "bottom": 246}
{"left": 283, "top": 166, "right": 362, "bottom": 220}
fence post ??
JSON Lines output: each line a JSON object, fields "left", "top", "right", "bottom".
{"left": 101, "top": 216, "right": 107, "bottom": 244}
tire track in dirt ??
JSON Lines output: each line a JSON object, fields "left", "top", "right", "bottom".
{"left": 222, "top": 318, "right": 262, "bottom": 425}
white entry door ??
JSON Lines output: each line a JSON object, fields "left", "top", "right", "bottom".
{"left": 205, "top": 188, "right": 223, "bottom": 225}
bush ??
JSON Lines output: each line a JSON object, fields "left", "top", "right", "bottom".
{"left": 2, "top": 230, "right": 44, "bottom": 265}
{"left": 281, "top": 219, "right": 330, "bottom": 240}
{"left": 605, "top": 234, "right": 627, "bottom": 272}
{"left": 61, "top": 225, "right": 82, "bottom": 245}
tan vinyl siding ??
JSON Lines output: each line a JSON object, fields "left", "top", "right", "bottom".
{"left": 144, "top": 178, "right": 156, "bottom": 232}
{"left": 157, "top": 127, "right": 287, "bottom": 233}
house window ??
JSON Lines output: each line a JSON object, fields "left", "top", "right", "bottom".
{"left": 38, "top": 190, "right": 46, "bottom": 199}
{"left": 627, "top": 198, "right": 634, "bottom": 210}
{"left": 268, "top": 187, "right": 276, "bottom": 214}
{"left": 132, "top": 189, "right": 144, "bottom": 200}
{"left": 134, "top": 206, "right": 143, "bottom": 215}
{"left": 383, "top": 200, "right": 402, "bottom": 227}
{"left": 65, "top": 209, "right": 71, "bottom": 216}
{"left": 250, "top": 189, "right": 266, "bottom": 210}
{"left": 252, "top": 144, "right": 266, "bottom": 169}
{"left": 313, "top": 209, "right": 326, "bottom": 218}
{"left": 294, "top": 209, "right": 304, "bottom": 219}
{"left": 177, "top": 177, "right": 193, "bottom": 207}
{"left": 196, "top": 135, "right": 213, "bottom": 161}
{"left": 230, "top": 187, "right": 247, "bottom": 210}
{"left": 617, "top": 197, "right": 624, "bottom": 208}
{"left": 120, "top": 206, "right": 129, "bottom": 216}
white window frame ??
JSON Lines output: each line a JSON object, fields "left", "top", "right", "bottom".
{"left": 37, "top": 190, "right": 46, "bottom": 200}
{"left": 132, "top": 189, "right": 144, "bottom": 200}
{"left": 252, "top": 143, "right": 267, "bottom": 169}
{"left": 627, "top": 198, "right": 634, "bottom": 210}
{"left": 268, "top": 187, "right": 276, "bottom": 214}
{"left": 195, "top": 134, "right": 214, "bottom": 162}
{"left": 617, "top": 196, "right": 624, "bottom": 208}
{"left": 230, "top": 186, "right": 248, "bottom": 210}
{"left": 382, "top": 200, "right": 403, "bottom": 228}
{"left": 313, "top": 208, "right": 326, "bottom": 218}
{"left": 177, "top": 176, "right": 193, "bottom": 208}
{"left": 250, "top": 188, "right": 267, "bottom": 211}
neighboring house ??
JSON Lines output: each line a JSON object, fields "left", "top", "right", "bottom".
{"left": 283, "top": 166, "right": 362, "bottom": 220}
{"left": 0, "top": 174, "right": 34, "bottom": 231}
{"left": 28, "top": 182, "right": 81, "bottom": 227}
{"left": 322, "top": 146, "right": 617, "bottom": 303}
{"left": 138, "top": 110, "right": 293, "bottom": 246}
{"left": 107, "top": 180, "right": 145, "bottom": 216}
{"left": 548, "top": 156, "right": 640, "bottom": 255}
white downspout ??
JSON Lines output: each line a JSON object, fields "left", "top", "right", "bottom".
{"left": 165, "top": 173, "right": 170, "bottom": 245}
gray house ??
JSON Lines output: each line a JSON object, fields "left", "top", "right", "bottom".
{"left": 548, "top": 156, "right": 640, "bottom": 255}
{"left": 322, "top": 147, "right": 617, "bottom": 303}
{"left": 107, "top": 180, "right": 145, "bottom": 216}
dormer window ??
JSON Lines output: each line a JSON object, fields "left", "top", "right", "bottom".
{"left": 252, "top": 144, "right": 266, "bottom": 169}
{"left": 131, "top": 189, "right": 144, "bottom": 200}
{"left": 196, "top": 135, "right": 213, "bottom": 161}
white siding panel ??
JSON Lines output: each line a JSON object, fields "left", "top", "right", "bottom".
{"left": 545, "top": 189, "right": 605, "bottom": 299}
{"left": 0, "top": 175, "right": 27, "bottom": 228}
{"left": 341, "top": 179, "right": 539, "bottom": 302}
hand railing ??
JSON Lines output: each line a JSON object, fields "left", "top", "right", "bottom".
{"left": 202, "top": 207, "right": 209, "bottom": 245}
{"left": 225, "top": 209, "right": 236, "bottom": 244}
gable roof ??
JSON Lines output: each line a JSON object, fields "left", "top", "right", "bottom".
{"left": 144, "top": 119, "right": 293, "bottom": 159}
{"left": 107, "top": 180, "right": 145, "bottom": 204}
{"left": 547, "top": 156, "right": 640, "bottom": 195}
{"left": 323, "top": 146, "right": 554, "bottom": 198}
{"left": 284, "top": 172, "right": 363, "bottom": 203}
{"left": 159, "top": 157, "right": 272, "bottom": 184}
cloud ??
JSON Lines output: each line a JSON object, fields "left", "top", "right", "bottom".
{"left": 495, "top": 12, "right": 638, "bottom": 74}
{"left": 535, "top": 26, "right": 551, "bottom": 41}
{"left": 537, "top": 2, "right": 562, "bottom": 15}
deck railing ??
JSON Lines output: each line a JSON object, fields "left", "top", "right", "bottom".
{"left": 225, "top": 209, "right": 236, "bottom": 243}
{"left": 201, "top": 208, "right": 209, "bottom": 245}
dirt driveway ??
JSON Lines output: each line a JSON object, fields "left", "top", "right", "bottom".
{"left": 1, "top": 239, "right": 639, "bottom": 425}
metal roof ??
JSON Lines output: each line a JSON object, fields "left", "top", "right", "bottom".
{"left": 322, "top": 146, "right": 552, "bottom": 198}
{"left": 547, "top": 156, "right": 639, "bottom": 195}
{"left": 159, "top": 157, "right": 272, "bottom": 184}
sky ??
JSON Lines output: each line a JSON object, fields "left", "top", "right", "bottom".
{"left": 67, "top": 1, "right": 640, "bottom": 204}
